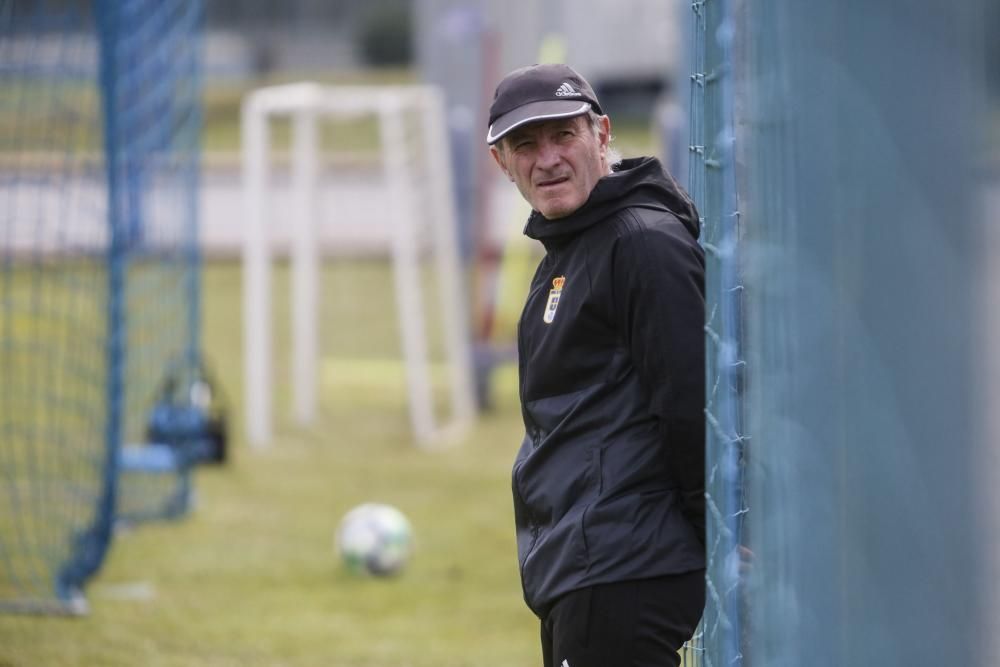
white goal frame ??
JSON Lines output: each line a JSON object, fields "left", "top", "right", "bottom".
{"left": 241, "top": 82, "right": 476, "bottom": 449}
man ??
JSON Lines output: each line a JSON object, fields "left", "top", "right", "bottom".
{"left": 487, "top": 63, "right": 706, "bottom": 667}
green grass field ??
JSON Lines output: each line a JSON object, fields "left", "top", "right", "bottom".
{"left": 0, "top": 259, "right": 539, "bottom": 667}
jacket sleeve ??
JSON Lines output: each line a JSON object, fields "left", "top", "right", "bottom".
{"left": 611, "top": 213, "right": 706, "bottom": 545}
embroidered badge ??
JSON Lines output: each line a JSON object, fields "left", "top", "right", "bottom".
{"left": 543, "top": 276, "right": 565, "bottom": 324}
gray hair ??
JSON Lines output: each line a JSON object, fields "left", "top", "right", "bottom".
{"left": 586, "top": 110, "right": 623, "bottom": 172}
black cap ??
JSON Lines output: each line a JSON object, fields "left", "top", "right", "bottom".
{"left": 486, "top": 63, "right": 602, "bottom": 145}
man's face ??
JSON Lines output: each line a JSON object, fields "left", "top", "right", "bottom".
{"left": 491, "top": 114, "right": 610, "bottom": 219}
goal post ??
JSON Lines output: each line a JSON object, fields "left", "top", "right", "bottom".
{"left": 241, "top": 82, "right": 476, "bottom": 448}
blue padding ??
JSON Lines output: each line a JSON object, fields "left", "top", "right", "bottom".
{"left": 119, "top": 444, "right": 183, "bottom": 473}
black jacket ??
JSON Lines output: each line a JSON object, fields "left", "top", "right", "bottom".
{"left": 513, "top": 156, "right": 706, "bottom": 617}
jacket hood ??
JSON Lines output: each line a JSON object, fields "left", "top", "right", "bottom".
{"left": 523, "top": 156, "right": 700, "bottom": 245}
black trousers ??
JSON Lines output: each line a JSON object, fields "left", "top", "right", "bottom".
{"left": 540, "top": 570, "right": 705, "bottom": 667}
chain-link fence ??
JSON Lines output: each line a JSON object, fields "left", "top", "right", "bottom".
{"left": 685, "top": 0, "right": 746, "bottom": 665}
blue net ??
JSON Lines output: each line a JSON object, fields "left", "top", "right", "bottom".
{"left": 686, "top": 1, "right": 996, "bottom": 663}
{"left": 738, "top": 2, "right": 990, "bottom": 664}
{"left": 0, "top": 0, "right": 203, "bottom": 613}
{"left": 103, "top": 0, "right": 205, "bottom": 525}
{"left": 686, "top": 0, "right": 746, "bottom": 664}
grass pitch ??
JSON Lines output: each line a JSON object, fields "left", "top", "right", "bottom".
{"left": 0, "top": 259, "right": 538, "bottom": 667}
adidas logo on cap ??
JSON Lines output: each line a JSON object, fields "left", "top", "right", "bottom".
{"left": 554, "top": 82, "right": 581, "bottom": 97}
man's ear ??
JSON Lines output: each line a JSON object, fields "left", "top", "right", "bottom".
{"left": 490, "top": 145, "right": 514, "bottom": 182}
{"left": 598, "top": 115, "right": 611, "bottom": 151}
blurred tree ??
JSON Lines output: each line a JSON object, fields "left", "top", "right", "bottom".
{"left": 2, "top": 0, "right": 89, "bottom": 29}
{"left": 357, "top": 2, "right": 413, "bottom": 66}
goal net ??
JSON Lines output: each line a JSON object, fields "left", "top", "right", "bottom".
{"left": 0, "top": 0, "right": 203, "bottom": 613}
{"left": 241, "top": 82, "right": 476, "bottom": 448}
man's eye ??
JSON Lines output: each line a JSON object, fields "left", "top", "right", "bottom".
{"left": 514, "top": 140, "right": 534, "bottom": 150}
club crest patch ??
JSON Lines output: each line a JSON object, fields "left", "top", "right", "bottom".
{"left": 543, "top": 276, "right": 565, "bottom": 324}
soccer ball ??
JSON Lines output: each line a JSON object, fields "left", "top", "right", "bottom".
{"left": 335, "top": 503, "right": 413, "bottom": 576}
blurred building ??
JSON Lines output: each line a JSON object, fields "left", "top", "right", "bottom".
{"left": 0, "top": 0, "right": 412, "bottom": 79}
{"left": 416, "top": 0, "right": 683, "bottom": 120}
{"left": 203, "top": 0, "right": 685, "bottom": 113}
{"left": 204, "top": 0, "right": 412, "bottom": 77}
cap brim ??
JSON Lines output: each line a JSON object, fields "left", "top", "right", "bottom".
{"left": 486, "top": 100, "right": 592, "bottom": 145}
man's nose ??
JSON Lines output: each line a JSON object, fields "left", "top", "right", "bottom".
{"left": 536, "top": 138, "right": 561, "bottom": 168}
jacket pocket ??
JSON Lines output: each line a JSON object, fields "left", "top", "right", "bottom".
{"left": 579, "top": 446, "right": 604, "bottom": 563}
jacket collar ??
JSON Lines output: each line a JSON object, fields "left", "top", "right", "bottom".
{"left": 523, "top": 156, "right": 700, "bottom": 249}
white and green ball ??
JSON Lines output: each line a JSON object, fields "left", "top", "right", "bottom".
{"left": 335, "top": 503, "right": 413, "bottom": 576}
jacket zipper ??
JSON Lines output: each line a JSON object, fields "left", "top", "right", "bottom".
{"left": 514, "top": 258, "right": 554, "bottom": 610}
